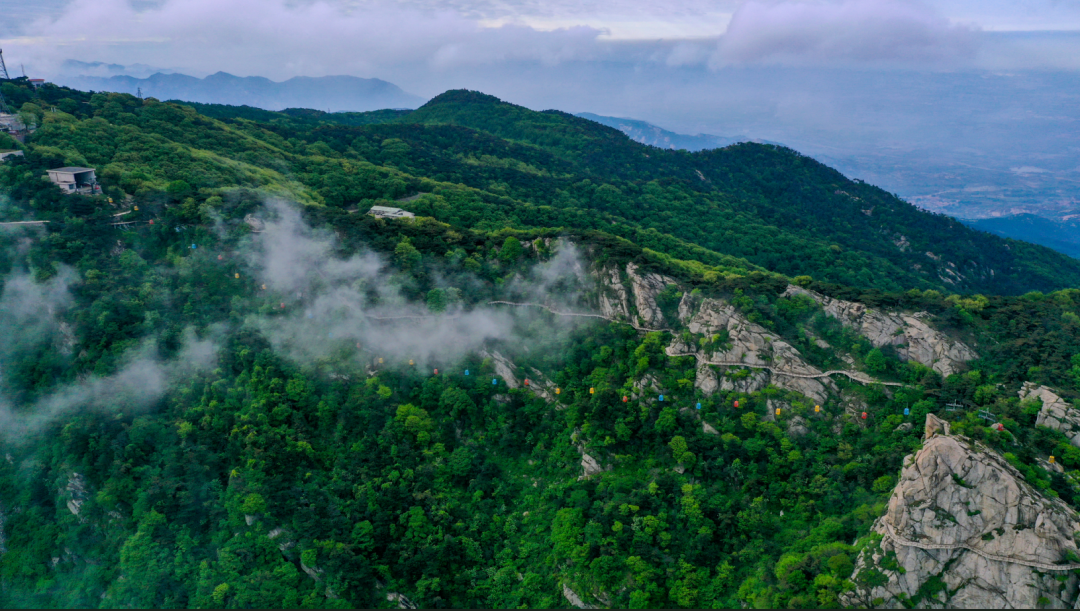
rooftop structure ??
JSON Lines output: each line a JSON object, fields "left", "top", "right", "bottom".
{"left": 367, "top": 205, "right": 415, "bottom": 219}
{"left": 47, "top": 167, "right": 101, "bottom": 195}
{"left": 0, "top": 150, "right": 24, "bottom": 162}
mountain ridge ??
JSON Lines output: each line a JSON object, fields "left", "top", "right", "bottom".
{"left": 392, "top": 90, "right": 1080, "bottom": 295}
{"left": 55, "top": 70, "right": 425, "bottom": 112}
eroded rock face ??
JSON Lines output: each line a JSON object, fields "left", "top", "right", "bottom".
{"left": 625, "top": 263, "right": 675, "bottom": 328}
{"left": 1023, "top": 382, "right": 1080, "bottom": 448}
{"left": 783, "top": 285, "right": 977, "bottom": 377}
{"left": 479, "top": 349, "right": 556, "bottom": 403}
{"left": 571, "top": 428, "right": 608, "bottom": 480}
{"left": 597, "top": 264, "right": 631, "bottom": 321}
{"left": 852, "top": 415, "right": 1080, "bottom": 608}
{"left": 561, "top": 584, "right": 595, "bottom": 609}
{"left": 669, "top": 298, "right": 834, "bottom": 404}
{"left": 63, "top": 473, "right": 89, "bottom": 518}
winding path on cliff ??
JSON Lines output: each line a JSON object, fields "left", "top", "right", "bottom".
{"left": 881, "top": 521, "right": 1080, "bottom": 572}
{"left": 486, "top": 301, "right": 905, "bottom": 388}
{"left": 664, "top": 349, "right": 905, "bottom": 388}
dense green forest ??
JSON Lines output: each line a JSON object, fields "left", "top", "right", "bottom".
{"left": 1, "top": 78, "right": 1080, "bottom": 608}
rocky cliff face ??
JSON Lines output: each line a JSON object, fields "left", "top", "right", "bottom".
{"left": 479, "top": 349, "right": 558, "bottom": 403}
{"left": 594, "top": 262, "right": 675, "bottom": 329}
{"left": 669, "top": 298, "right": 834, "bottom": 404}
{"left": 596, "top": 264, "right": 631, "bottom": 322}
{"left": 852, "top": 414, "right": 1080, "bottom": 608}
{"left": 783, "top": 285, "right": 976, "bottom": 377}
{"left": 1023, "top": 382, "right": 1080, "bottom": 448}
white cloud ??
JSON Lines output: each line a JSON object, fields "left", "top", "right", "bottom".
{"left": 8, "top": 0, "right": 610, "bottom": 78}
{"left": 712, "top": 0, "right": 980, "bottom": 67}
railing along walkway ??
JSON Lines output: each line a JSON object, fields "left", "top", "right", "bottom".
{"left": 664, "top": 349, "right": 905, "bottom": 388}
{"left": 486, "top": 302, "right": 906, "bottom": 388}
{"left": 881, "top": 521, "right": 1080, "bottom": 572}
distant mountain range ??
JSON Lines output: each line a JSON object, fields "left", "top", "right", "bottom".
{"left": 962, "top": 213, "right": 1080, "bottom": 260}
{"left": 575, "top": 112, "right": 741, "bottom": 151}
{"left": 55, "top": 71, "right": 425, "bottom": 112}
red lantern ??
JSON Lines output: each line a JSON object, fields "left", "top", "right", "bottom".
{"left": 622, "top": 396, "right": 628, "bottom": 402}
{"left": 734, "top": 400, "right": 739, "bottom": 408}
{"left": 524, "top": 379, "right": 530, "bottom": 386}
{"left": 861, "top": 412, "right": 867, "bottom": 419}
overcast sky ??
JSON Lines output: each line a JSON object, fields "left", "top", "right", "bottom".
{"left": 2, "top": 0, "right": 1080, "bottom": 84}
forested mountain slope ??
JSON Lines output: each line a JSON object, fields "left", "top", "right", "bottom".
{"left": 1, "top": 79, "right": 1080, "bottom": 608}
{"left": 400, "top": 90, "right": 1080, "bottom": 295}
{"left": 5, "top": 79, "right": 1073, "bottom": 294}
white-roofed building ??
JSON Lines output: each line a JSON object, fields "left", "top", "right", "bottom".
{"left": 367, "top": 205, "right": 415, "bottom": 219}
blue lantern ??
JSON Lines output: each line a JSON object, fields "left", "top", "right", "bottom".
{"left": 464, "top": 369, "right": 470, "bottom": 376}
{"left": 492, "top": 378, "right": 497, "bottom": 385}
{"left": 696, "top": 402, "right": 702, "bottom": 410}
{"left": 659, "top": 394, "right": 664, "bottom": 402}
{"left": 904, "top": 408, "right": 910, "bottom": 415}
{"left": 191, "top": 244, "right": 196, "bottom": 249}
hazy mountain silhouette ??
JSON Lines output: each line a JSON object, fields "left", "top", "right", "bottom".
{"left": 57, "top": 71, "right": 425, "bottom": 112}
{"left": 575, "top": 112, "right": 741, "bottom": 151}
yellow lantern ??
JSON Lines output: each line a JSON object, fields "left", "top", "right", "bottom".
{"left": 555, "top": 388, "right": 561, "bottom": 395}
{"left": 775, "top": 408, "right": 781, "bottom": 416}
{"left": 234, "top": 273, "right": 239, "bottom": 279}
{"left": 589, "top": 387, "right": 595, "bottom": 394}
{"left": 1050, "top": 455, "right": 1056, "bottom": 464}
{"left": 815, "top": 405, "right": 820, "bottom": 413}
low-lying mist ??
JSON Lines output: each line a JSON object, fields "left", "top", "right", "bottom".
{"left": 0, "top": 199, "right": 602, "bottom": 438}
{"left": 241, "top": 200, "right": 596, "bottom": 368}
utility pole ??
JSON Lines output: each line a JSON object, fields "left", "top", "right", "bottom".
{"left": 137, "top": 87, "right": 143, "bottom": 100}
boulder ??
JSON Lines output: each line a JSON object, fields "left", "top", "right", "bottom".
{"left": 561, "top": 584, "right": 595, "bottom": 609}
{"left": 851, "top": 414, "right": 1080, "bottom": 608}
{"left": 1023, "top": 382, "right": 1080, "bottom": 448}
{"left": 62, "top": 472, "right": 89, "bottom": 519}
